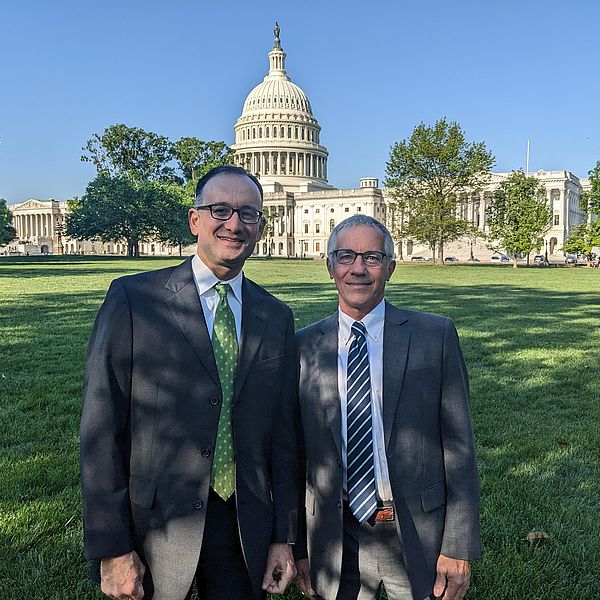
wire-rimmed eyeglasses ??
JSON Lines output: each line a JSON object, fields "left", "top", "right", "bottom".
{"left": 330, "top": 249, "right": 390, "bottom": 266}
{"left": 196, "top": 203, "right": 263, "bottom": 224}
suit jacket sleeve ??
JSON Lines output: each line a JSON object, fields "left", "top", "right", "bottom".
{"left": 80, "top": 279, "right": 135, "bottom": 561}
{"left": 439, "top": 318, "right": 482, "bottom": 560}
{"left": 271, "top": 310, "right": 301, "bottom": 544}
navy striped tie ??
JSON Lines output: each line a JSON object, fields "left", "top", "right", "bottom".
{"left": 346, "top": 321, "right": 377, "bottom": 523}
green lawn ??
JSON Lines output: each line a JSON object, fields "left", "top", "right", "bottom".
{"left": 1, "top": 256, "right": 599, "bottom": 599}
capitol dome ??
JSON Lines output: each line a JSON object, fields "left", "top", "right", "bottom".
{"left": 232, "top": 23, "right": 331, "bottom": 192}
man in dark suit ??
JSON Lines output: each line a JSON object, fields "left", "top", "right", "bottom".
{"left": 294, "top": 215, "right": 480, "bottom": 600}
{"left": 80, "top": 166, "right": 299, "bottom": 600}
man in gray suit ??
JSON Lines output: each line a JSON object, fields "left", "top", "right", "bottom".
{"left": 294, "top": 215, "right": 480, "bottom": 600}
{"left": 80, "top": 166, "right": 299, "bottom": 600}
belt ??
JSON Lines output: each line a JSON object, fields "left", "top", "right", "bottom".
{"left": 344, "top": 500, "right": 395, "bottom": 522}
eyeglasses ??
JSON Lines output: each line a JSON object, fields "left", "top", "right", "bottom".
{"left": 196, "top": 204, "right": 263, "bottom": 224}
{"left": 331, "top": 249, "right": 390, "bottom": 266}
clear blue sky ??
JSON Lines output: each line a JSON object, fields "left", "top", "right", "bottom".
{"left": 1, "top": 0, "right": 599, "bottom": 204}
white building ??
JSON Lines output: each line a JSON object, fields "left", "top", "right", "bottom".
{"left": 2, "top": 24, "right": 590, "bottom": 260}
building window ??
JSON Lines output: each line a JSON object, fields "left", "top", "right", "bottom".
{"left": 315, "top": 222, "right": 320, "bottom": 234}
{"left": 304, "top": 209, "right": 309, "bottom": 214}
{"left": 304, "top": 223, "right": 309, "bottom": 234}
{"left": 357, "top": 207, "right": 362, "bottom": 212}
{"left": 344, "top": 207, "right": 350, "bottom": 213}
{"left": 330, "top": 219, "right": 335, "bottom": 233}
{"left": 316, "top": 208, "right": 320, "bottom": 214}
{"left": 330, "top": 208, "right": 335, "bottom": 213}
{"left": 266, "top": 127, "right": 269, "bottom": 138}
{"left": 554, "top": 214, "right": 560, "bottom": 225}
{"left": 315, "top": 242, "right": 320, "bottom": 253}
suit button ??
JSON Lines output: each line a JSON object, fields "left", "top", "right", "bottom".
{"left": 201, "top": 448, "right": 211, "bottom": 458}
{"left": 193, "top": 499, "right": 204, "bottom": 510}
{"left": 210, "top": 397, "right": 220, "bottom": 406}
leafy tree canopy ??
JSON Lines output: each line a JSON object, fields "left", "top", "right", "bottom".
{"left": 385, "top": 118, "right": 494, "bottom": 263}
{"left": 564, "top": 220, "right": 600, "bottom": 260}
{"left": 0, "top": 199, "right": 17, "bottom": 246}
{"left": 66, "top": 175, "right": 190, "bottom": 256}
{"left": 581, "top": 160, "right": 600, "bottom": 217}
{"left": 486, "top": 170, "right": 552, "bottom": 267}
{"left": 82, "top": 124, "right": 175, "bottom": 182}
{"left": 171, "top": 138, "right": 233, "bottom": 186}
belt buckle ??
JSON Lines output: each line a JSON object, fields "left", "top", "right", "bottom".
{"left": 374, "top": 506, "right": 395, "bottom": 522}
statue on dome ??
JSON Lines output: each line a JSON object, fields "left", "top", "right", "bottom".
{"left": 274, "top": 21, "right": 281, "bottom": 47}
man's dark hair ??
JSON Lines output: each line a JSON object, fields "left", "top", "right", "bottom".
{"left": 194, "top": 166, "right": 263, "bottom": 207}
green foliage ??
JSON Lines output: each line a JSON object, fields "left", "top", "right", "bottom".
{"left": 385, "top": 118, "right": 494, "bottom": 263}
{"left": 580, "top": 160, "right": 600, "bottom": 216}
{"left": 486, "top": 171, "right": 552, "bottom": 267}
{"left": 81, "top": 124, "right": 175, "bottom": 182}
{"left": 77, "top": 126, "right": 234, "bottom": 255}
{"left": 0, "top": 199, "right": 17, "bottom": 245}
{"left": 1, "top": 258, "right": 599, "bottom": 600}
{"left": 564, "top": 220, "right": 600, "bottom": 260}
{"left": 171, "top": 138, "right": 233, "bottom": 185}
{"left": 65, "top": 175, "right": 191, "bottom": 256}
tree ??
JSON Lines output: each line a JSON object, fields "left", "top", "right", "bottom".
{"left": 385, "top": 118, "right": 494, "bottom": 264}
{"left": 581, "top": 160, "right": 600, "bottom": 217}
{"left": 0, "top": 199, "right": 17, "bottom": 246}
{"left": 171, "top": 138, "right": 233, "bottom": 186}
{"left": 81, "top": 124, "right": 175, "bottom": 182}
{"left": 150, "top": 182, "right": 196, "bottom": 255}
{"left": 486, "top": 171, "right": 552, "bottom": 268}
{"left": 563, "top": 220, "right": 600, "bottom": 262}
{"left": 463, "top": 225, "right": 487, "bottom": 261}
{"left": 66, "top": 175, "right": 188, "bottom": 257}
{"left": 262, "top": 208, "right": 278, "bottom": 257}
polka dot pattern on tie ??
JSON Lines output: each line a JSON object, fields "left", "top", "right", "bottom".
{"left": 210, "top": 283, "right": 238, "bottom": 500}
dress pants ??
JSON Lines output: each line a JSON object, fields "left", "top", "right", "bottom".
{"left": 336, "top": 503, "right": 422, "bottom": 600}
{"left": 190, "top": 488, "right": 259, "bottom": 600}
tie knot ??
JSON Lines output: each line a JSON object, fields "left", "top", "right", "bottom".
{"left": 215, "top": 283, "right": 231, "bottom": 301}
{"left": 351, "top": 321, "right": 366, "bottom": 339}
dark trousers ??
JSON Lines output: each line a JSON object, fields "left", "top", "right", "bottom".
{"left": 336, "top": 503, "right": 417, "bottom": 600}
{"left": 190, "top": 489, "right": 259, "bottom": 600}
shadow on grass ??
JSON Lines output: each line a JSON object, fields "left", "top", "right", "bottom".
{"left": 0, "top": 268, "right": 598, "bottom": 599}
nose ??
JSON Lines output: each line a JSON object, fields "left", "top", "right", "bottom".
{"left": 223, "top": 209, "right": 244, "bottom": 231}
{"left": 349, "top": 255, "right": 369, "bottom": 274}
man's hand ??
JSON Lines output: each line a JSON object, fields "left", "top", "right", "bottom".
{"left": 294, "top": 557, "right": 316, "bottom": 597}
{"left": 100, "top": 550, "right": 145, "bottom": 600}
{"left": 262, "top": 543, "right": 297, "bottom": 595}
{"left": 433, "top": 554, "right": 470, "bottom": 600}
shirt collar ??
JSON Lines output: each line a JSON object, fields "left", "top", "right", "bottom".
{"left": 338, "top": 299, "right": 385, "bottom": 345}
{"left": 191, "top": 253, "right": 244, "bottom": 304}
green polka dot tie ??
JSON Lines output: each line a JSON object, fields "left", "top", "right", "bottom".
{"left": 210, "top": 283, "right": 238, "bottom": 500}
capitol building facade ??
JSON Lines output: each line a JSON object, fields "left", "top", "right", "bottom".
{"left": 4, "top": 26, "right": 590, "bottom": 260}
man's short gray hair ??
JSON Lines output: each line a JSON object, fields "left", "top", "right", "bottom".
{"left": 327, "top": 215, "right": 395, "bottom": 258}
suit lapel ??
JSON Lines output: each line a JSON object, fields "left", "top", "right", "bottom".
{"left": 234, "top": 277, "right": 268, "bottom": 400}
{"left": 164, "top": 258, "right": 220, "bottom": 390}
{"left": 383, "top": 302, "right": 410, "bottom": 450}
{"left": 315, "top": 314, "right": 343, "bottom": 457}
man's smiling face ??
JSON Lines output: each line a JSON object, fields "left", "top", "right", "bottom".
{"left": 188, "top": 173, "right": 265, "bottom": 280}
{"left": 327, "top": 224, "right": 396, "bottom": 320}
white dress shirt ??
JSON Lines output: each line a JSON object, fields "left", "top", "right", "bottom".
{"left": 338, "top": 299, "right": 393, "bottom": 502}
{"left": 191, "top": 254, "right": 243, "bottom": 342}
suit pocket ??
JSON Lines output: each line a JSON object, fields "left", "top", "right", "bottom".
{"left": 420, "top": 481, "right": 446, "bottom": 512}
{"left": 255, "top": 353, "right": 284, "bottom": 370}
{"left": 305, "top": 488, "right": 315, "bottom": 515}
{"left": 129, "top": 475, "right": 157, "bottom": 509}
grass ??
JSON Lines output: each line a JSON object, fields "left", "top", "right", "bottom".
{"left": 1, "top": 256, "right": 599, "bottom": 599}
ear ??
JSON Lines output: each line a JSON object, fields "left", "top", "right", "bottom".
{"left": 386, "top": 259, "right": 396, "bottom": 281}
{"left": 256, "top": 216, "right": 266, "bottom": 241}
{"left": 188, "top": 208, "right": 200, "bottom": 236}
{"left": 326, "top": 257, "right": 334, "bottom": 279}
